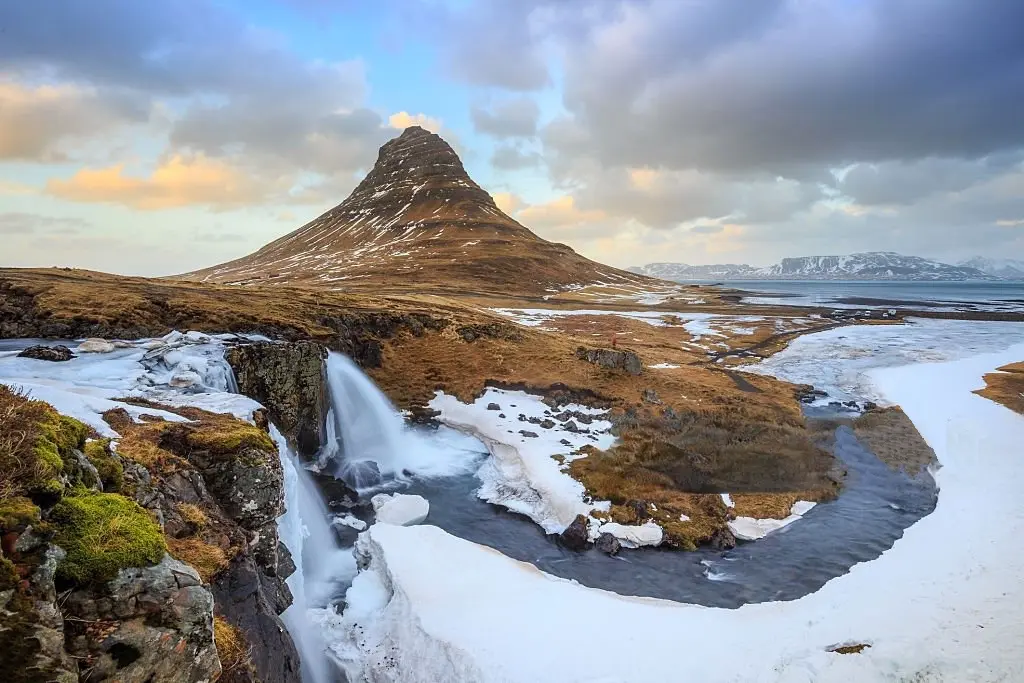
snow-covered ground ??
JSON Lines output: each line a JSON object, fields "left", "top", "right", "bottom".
{"left": 333, "top": 322, "right": 1024, "bottom": 682}
{"left": 428, "top": 388, "right": 615, "bottom": 534}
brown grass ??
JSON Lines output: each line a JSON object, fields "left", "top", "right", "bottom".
{"left": 167, "top": 537, "right": 229, "bottom": 583}
{"left": 974, "top": 361, "right": 1024, "bottom": 415}
{"left": 213, "top": 615, "right": 254, "bottom": 679}
{"left": 176, "top": 502, "right": 209, "bottom": 528}
{"left": 853, "top": 407, "right": 936, "bottom": 474}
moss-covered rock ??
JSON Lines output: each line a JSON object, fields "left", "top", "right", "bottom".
{"left": 50, "top": 491, "right": 166, "bottom": 585}
{"left": 0, "top": 496, "right": 41, "bottom": 533}
{"left": 83, "top": 438, "right": 124, "bottom": 492}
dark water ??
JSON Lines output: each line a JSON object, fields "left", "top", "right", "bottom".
{"left": 399, "top": 424, "right": 936, "bottom": 608}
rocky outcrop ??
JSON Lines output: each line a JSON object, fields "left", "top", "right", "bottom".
{"left": 575, "top": 347, "right": 643, "bottom": 375}
{"left": 226, "top": 342, "right": 327, "bottom": 457}
{"left": 559, "top": 514, "right": 591, "bottom": 551}
{"left": 17, "top": 345, "right": 75, "bottom": 362}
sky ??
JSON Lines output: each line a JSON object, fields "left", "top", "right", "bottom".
{"left": 1, "top": 0, "right": 1023, "bottom": 276}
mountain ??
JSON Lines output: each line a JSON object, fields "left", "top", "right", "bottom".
{"left": 631, "top": 252, "right": 1000, "bottom": 281}
{"left": 959, "top": 257, "right": 1024, "bottom": 280}
{"left": 182, "top": 126, "right": 655, "bottom": 296}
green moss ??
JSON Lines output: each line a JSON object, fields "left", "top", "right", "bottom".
{"left": 0, "top": 497, "right": 41, "bottom": 532}
{"left": 26, "top": 409, "right": 90, "bottom": 497}
{"left": 50, "top": 492, "right": 166, "bottom": 586}
{"left": 83, "top": 439, "right": 124, "bottom": 493}
{"left": 0, "top": 555, "right": 18, "bottom": 591}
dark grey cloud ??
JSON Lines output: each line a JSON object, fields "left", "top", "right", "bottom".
{"left": 491, "top": 145, "right": 542, "bottom": 171}
{"left": 0, "top": 213, "right": 90, "bottom": 235}
{"left": 471, "top": 98, "right": 540, "bottom": 138}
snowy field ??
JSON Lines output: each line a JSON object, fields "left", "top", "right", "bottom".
{"left": 332, "top": 321, "right": 1024, "bottom": 682}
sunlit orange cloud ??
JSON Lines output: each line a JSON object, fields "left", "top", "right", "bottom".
{"left": 516, "top": 195, "right": 607, "bottom": 230}
{"left": 46, "top": 155, "right": 278, "bottom": 210}
{"left": 492, "top": 192, "right": 524, "bottom": 215}
{"left": 388, "top": 111, "right": 442, "bottom": 133}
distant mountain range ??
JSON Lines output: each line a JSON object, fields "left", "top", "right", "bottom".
{"left": 631, "top": 252, "right": 1018, "bottom": 282}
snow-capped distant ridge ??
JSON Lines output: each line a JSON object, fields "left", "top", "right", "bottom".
{"left": 632, "top": 252, "right": 1002, "bottom": 282}
{"left": 959, "top": 257, "right": 1024, "bottom": 280}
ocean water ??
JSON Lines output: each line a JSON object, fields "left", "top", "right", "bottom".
{"left": 695, "top": 280, "right": 1024, "bottom": 312}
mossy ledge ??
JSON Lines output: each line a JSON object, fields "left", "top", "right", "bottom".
{"left": 49, "top": 491, "right": 166, "bottom": 586}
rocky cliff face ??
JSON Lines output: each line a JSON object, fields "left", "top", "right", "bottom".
{"left": 227, "top": 342, "right": 328, "bottom": 458}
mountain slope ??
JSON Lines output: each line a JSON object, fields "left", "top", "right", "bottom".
{"left": 182, "top": 126, "right": 656, "bottom": 295}
{"left": 959, "top": 257, "right": 1024, "bottom": 280}
{"left": 632, "top": 252, "right": 999, "bottom": 281}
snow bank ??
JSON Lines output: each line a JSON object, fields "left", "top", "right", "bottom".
{"left": 729, "top": 500, "right": 817, "bottom": 541}
{"left": 337, "top": 329, "right": 1024, "bottom": 682}
{"left": 428, "top": 388, "right": 615, "bottom": 534}
{"left": 598, "top": 521, "right": 663, "bottom": 548}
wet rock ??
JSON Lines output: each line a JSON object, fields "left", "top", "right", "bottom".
{"left": 641, "top": 388, "right": 662, "bottom": 404}
{"left": 16, "top": 344, "right": 75, "bottom": 362}
{"left": 226, "top": 342, "right": 327, "bottom": 458}
{"left": 64, "top": 555, "right": 221, "bottom": 683}
{"left": 709, "top": 526, "right": 737, "bottom": 551}
{"left": 407, "top": 405, "right": 441, "bottom": 425}
{"left": 519, "top": 430, "right": 539, "bottom": 438}
{"left": 213, "top": 555, "right": 301, "bottom": 683}
{"left": 310, "top": 471, "right": 360, "bottom": 509}
{"left": 486, "top": 402, "right": 501, "bottom": 411}
{"left": 77, "top": 338, "right": 117, "bottom": 353}
{"left": 539, "top": 419, "right": 556, "bottom": 429}
{"left": 799, "top": 388, "right": 829, "bottom": 404}
{"left": 559, "top": 514, "right": 590, "bottom": 551}
{"left": 595, "top": 533, "right": 622, "bottom": 556}
{"left": 575, "top": 346, "right": 643, "bottom": 375}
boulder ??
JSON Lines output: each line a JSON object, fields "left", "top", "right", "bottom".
{"left": 575, "top": 346, "right": 642, "bottom": 375}
{"left": 63, "top": 555, "right": 221, "bottom": 683}
{"left": 595, "top": 533, "right": 622, "bottom": 556}
{"left": 709, "top": 526, "right": 737, "bottom": 551}
{"left": 16, "top": 344, "right": 75, "bottom": 362}
{"left": 539, "top": 419, "right": 555, "bottom": 429}
{"left": 226, "top": 342, "right": 327, "bottom": 458}
{"left": 559, "top": 514, "right": 591, "bottom": 551}
{"left": 641, "top": 388, "right": 662, "bottom": 404}
{"left": 76, "top": 338, "right": 117, "bottom": 353}
{"left": 371, "top": 493, "right": 429, "bottom": 526}
{"left": 519, "top": 430, "right": 539, "bottom": 438}
{"left": 486, "top": 402, "right": 501, "bottom": 411}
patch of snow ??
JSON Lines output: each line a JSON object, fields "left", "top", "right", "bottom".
{"left": 77, "top": 338, "right": 117, "bottom": 353}
{"left": 720, "top": 493, "right": 734, "bottom": 508}
{"left": 371, "top": 493, "right": 430, "bottom": 526}
{"left": 598, "top": 521, "right": 663, "bottom": 548}
{"left": 650, "top": 363, "right": 680, "bottom": 369}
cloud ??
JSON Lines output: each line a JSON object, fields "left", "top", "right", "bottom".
{"left": 516, "top": 195, "right": 607, "bottom": 233}
{"left": 471, "top": 98, "right": 540, "bottom": 138}
{"left": 492, "top": 192, "right": 524, "bottom": 215}
{"left": 388, "top": 111, "right": 442, "bottom": 134}
{"left": 491, "top": 145, "right": 542, "bottom": 170}
{"left": 0, "top": 80, "right": 146, "bottom": 161}
{"left": 0, "top": 212, "right": 90, "bottom": 235}
{"left": 46, "top": 154, "right": 289, "bottom": 210}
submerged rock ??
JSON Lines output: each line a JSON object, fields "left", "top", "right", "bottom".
{"left": 559, "top": 514, "right": 591, "bottom": 551}
{"left": 372, "top": 493, "right": 430, "bottom": 526}
{"left": 17, "top": 344, "right": 75, "bottom": 362}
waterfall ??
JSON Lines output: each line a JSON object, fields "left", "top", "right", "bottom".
{"left": 274, "top": 426, "right": 356, "bottom": 683}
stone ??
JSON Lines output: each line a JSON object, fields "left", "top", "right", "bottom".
{"left": 595, "top": 533, "right": 622, "bottom": 556}
{"left": 709, "top": 526, "right": 737, "bottom": 551}
{"left": 486, "top": 402, "right": 501, "bottom": 411}
{"left": 226, "top": 342, "right": 327, "bottom": 458}
{"left": 539, "top": 419, "right": 555, "bottom": 429}
{"left": 641, "top": 388, "right": 662, "bottom": 404}
{"left": 310, "top": 471, "right": 360, "bottom": 509}
{"left": 575, "top": 346, "right": 643, "bottom": 375}
{"left": 371, "top": 493, "right": 430, "bottom": 526}
{"left": 76, "top": 338, "right": 117, "bottom": 353}
{"left": 559, "top": 514, "right": 591, "bottom": 551}
{"left": 16, "top": 344, "right": 75, "bottom": 362}
{"left": 519, "top": 430, "right": 539, "bottom": 438}
{"left": 559, "top": 439, "right": 573, "bottom": 446}
{"left": 564, "top": 421, "right": 579, "bottom": 433}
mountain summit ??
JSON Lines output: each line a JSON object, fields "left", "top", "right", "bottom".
{"left": 183, "top": 126, "right": 652, "bottom": 295}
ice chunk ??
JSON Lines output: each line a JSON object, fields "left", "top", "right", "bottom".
{"left": 371, "top": 493, "right": 429, "bottom": 526}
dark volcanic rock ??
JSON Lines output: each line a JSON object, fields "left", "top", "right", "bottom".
{"left": 709, "top": 526, "right": 737, "bottom": 551}
{"left": 595, "top": 533, "right": 622, "bottom": 556}
{"left": 226, "top": 341, "right": 327, "bottom": 458}
{"left": 487, "top": 402, "right": 501, "bottom": 411}
{"left": 311, "top": 471, "right": 360, "bottom": 509}
{"left": 559, "top": 514, "right": 591, "bottom": 551}
{"left": 17, "top": 344, "right": 75, "bottom": 362}
{"left": 575, "top": 346, "right": 643, "bottom": 375}
{"left": 519, "top": 430, "right": 539, "bottom": 438}
{"left": 539, "top": 419, "right": 555, "bottom": 429}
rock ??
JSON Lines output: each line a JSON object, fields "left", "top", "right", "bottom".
{"left": 63, "top": 555, "right": 221, "bottom": 683}
{"left": 498, "top": 413, "right": 506, "bottom": 418}
{"left": 527, "top": 416, "right": 543, "bottom": 425}
{"left": 213, "top": 555, "right": 302, "bottom": 683}
{"left": 310, "top": 471, "right": 359, "bottom": 509}
{"left": 709, "top": 526, "right": 737, "bottom": 551}
{"left": 226, "top": 342, "right": 327, "bottom": 458}
{"left": 559, "top": 439, "right": 573, "bottom": 446}
{"left": 863, "top": 401, "right": 878, "bottom": 412}
{"left": 76, "top": 338, "right": 117, "bottom": 353}
{"left": 519, "top": 430, "right": 538, "bottom": 438}
{"left": 564, "top": 421, "right": 579, "bottom": 433}
{"left": 517, "top": 414, "right": 527, "bottom": 422}
{"left": 575, "top": 346, "right": 643, "bottom": 375}
{"left": 371, "top": 493, "right": 429, "bottom": 526}
{"left": 559, "top": 514, "right": 591, "bottom": 551}
{"left": 407, "top": 405, "right": 441, "bottom": 425}
{"left": 486, "top": 402, "right": 501, "bottom": 411}
{"left": 641, "top": 388, "right": 662, "bottom": 404}
{"left": 16, "top": 344, "right": 75, "bottom": 362}
{"left": 539, "top": 419, "right": 555, "bottom": 429}
{"left": 595, "top": 533, "right": 622, "bottom": 556}
{"left": 626, "top": 499, "right": 649, "bottom": 522}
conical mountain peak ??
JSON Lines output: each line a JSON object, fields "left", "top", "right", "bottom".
{"left": 182, "top": 128, "right": 655, "bottom": 295}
